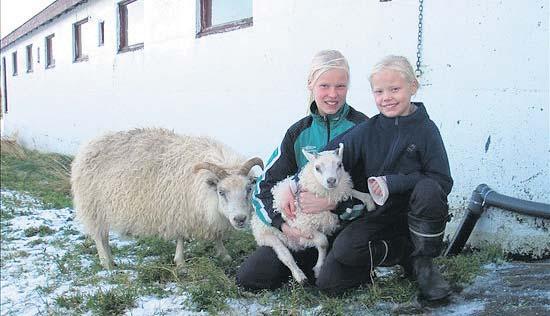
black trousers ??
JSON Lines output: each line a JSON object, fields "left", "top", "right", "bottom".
{"left": 236, "top": 178, "right": 448, "bottom": 293}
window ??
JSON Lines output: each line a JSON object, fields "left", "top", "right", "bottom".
{"left": 197, "top": 0, "right": 253, "bottom": 38}
{"left": 26, "top": 44, "right": 33, "bottom": 72}
{"left": 37, "top": 46, "right": 40, "bottom": 63}
{"left": 118, "top": 0, "right": 144, "bottom": 52}
{"left": 12, "top": 52, "right": 17, "bottom": 76}
{"left": 45, "top": 34, "right": 55, "bottom": 68}
{"left": 98, "top": 21, "right": 105, "bottom": 46}
{"left": 73, "top": 18, "right": 89, "bottom": 62}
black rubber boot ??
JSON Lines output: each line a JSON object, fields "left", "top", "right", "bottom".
{"left": 412, "top": 256, "right": 451, "bottom": 301}
{"left": 376, "top": 235, "right": 415, "bottom": 277}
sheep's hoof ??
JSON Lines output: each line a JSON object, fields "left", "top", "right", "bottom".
{"left": 221, "top": 254, "right": 232, "bottom": 262}
{"left": 292, "top": 270, "right": 308, "bottom": 284}
{"left": 101, "top": 260, "right": 116, "bottom": 270}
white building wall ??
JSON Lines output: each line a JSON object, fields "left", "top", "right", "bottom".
{"left": 1, "top": 0, "right": 549, "bottom": 256}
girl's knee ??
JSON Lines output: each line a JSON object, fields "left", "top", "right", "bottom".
{"left": 316, "top": 252, "right": 369, "bottom": 295}
{"left": 412, "top": 179, "right": 444, "bottom": 199}
{"left": 410, "top": 179, "right": 448, "bottom": 219}
{"left": 236, "top": 247, "right": 288, "bottom": 290}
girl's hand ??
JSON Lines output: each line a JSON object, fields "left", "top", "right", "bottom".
{"left": 367, "top": 176, "right": 389, "bottom": 206}
{"left": 282, "top": 223, "right": 312, "bottom": 240}
{"left": 368, "top": 177, "right": 383, "bottom": 196}
{"left": 298, "top": 190, "right": 337, "bottom": 214}
{"left": 280, "top": 182, "right": 297, "bottom": 220}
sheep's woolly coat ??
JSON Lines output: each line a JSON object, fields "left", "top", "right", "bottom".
{"left": 252, "top": 160, "right": 353, "bottom": 251}
{"left": 72, "top": 128, "right": 247, "bottom": 242}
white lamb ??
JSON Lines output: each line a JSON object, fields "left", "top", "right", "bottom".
{"left": 71, "top": 128, "right": 263, "bottom": 269}
{"left": 251, "top": 144, "right": 375, "bottom": 283}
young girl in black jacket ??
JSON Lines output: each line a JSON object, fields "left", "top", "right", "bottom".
{"left": 297, "top": 55, "right": 453, "bottom": 300}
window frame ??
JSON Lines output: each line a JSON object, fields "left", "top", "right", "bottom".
{"left": 11, "top": 52, "right": 18, "bottom": 76}
{"left": 2, "top": 57, "right": 8, "bottom": 113}
{"left": 196, "top": 0, "right": 253, "bottom": 38}
{"left": 45, "top": 34, "right": 55, "bottom": 69}
{"left": 26, "top": 44, "right": 33, "bottom": 73}
{"left": 73, "top": 17, "right": 89, "bottom": 62}
{"left": 118, "top": 0, "right": 144, "bottom": 53}
{"left": 98, "top": 20, "right": 105, "bottom": 46}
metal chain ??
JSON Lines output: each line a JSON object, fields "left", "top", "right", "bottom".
{"left": 415, "top": 0, "right": 424, "bottom": 77}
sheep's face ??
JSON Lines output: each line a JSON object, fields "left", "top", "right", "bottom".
{"left": 303, "top": 143, "right": 345, "bottom": 189}
{"left": 208, "top": 175, "right": 255, "bottom": 229}
{"left": 194, "top": 157, "right": 263, "bottom": 230}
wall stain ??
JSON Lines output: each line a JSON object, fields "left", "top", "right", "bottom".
{"left": 520, "top": 171, "right": 543, "bottom": 183}
{"left": 485, "top": 135, "right": 491, "bottom": 153}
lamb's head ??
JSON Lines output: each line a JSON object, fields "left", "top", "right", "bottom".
{"left": 302, "top": 143, "right": 345, "bottom": 189}
{"left": 194, "top": 157, "right": 264, "bottom": 229}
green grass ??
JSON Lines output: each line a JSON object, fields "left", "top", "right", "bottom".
{"left": 24, "top": 225, "right": 56, "bottom": 237}
{"left": 85, "top": 287, "right": 138, "bottom": 316}
{"left": 437, "top": 243, "right": 505, "bottom": 285}
{"left": 0, "top": 140, "right": 509, "bottom": 315}
{"left": 1, "top": 139, "right": 72, "bottom": 208}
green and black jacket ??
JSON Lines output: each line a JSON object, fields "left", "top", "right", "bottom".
{"left": 253, "top": 102, "right": 367, "bottom": 229}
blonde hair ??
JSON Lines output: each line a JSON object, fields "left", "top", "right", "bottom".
{"left": 307, "top": 50, "right": 350, "bottom": 111}
{"left": 369, "top": 55, "right": 419, "bottom": 88}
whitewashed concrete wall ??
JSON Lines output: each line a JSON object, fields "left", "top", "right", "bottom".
{"left": 1, "top": 0, "right": 548, "bottom": 257}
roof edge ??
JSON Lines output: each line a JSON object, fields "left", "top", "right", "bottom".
{"left": 1, "top": 0, "right": 88, "bottom": 50}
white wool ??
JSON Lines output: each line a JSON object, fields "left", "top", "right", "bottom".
{"left": 251, "top": 146, "right": 361, "bottom": 283}
{"left": 71, "top": 128, "right": 260, "bottom": 268}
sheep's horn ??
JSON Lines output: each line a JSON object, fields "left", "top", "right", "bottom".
{"left": 193, "top": 162, "right": 229, "bottom": 179}
{"left": 239, "top": 157, "right": 264, "bottom": 175}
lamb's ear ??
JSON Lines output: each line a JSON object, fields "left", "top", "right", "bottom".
{"left": 302, "top": 148, "right": 317, "bottom": 162}
{"left": 336, "top": 143, "right": 344, "bottom": 159}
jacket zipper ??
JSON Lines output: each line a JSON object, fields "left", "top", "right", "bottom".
{"left": 377, "top": 117, "right": 400, "bottom": 175}
{"left": 324, "top": 116, "right": 331, "bottom": 144}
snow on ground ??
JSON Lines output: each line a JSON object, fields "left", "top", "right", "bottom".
{"left": 3, "top": 189, "right": 548, "bottom": 315}
{"left": 0, "top": 190, "right": 209, "bottom": 315}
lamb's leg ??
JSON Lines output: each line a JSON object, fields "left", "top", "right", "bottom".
{"left": 261, "top": 234, "right": 308, "bottom": 284}
{"left": 311, "top": 231, "right": 329, "bottom": 278}
{"left": 174, "top": 237, "right": 185, "bottom": 267}
{"left": 214, "top": 239, "right": 232, "bottom": 262}
{"left": 351, "top": 189, "right": 376, "bottom": 212}
{"left": 93, "top": 227, "right": 115, "bottom": 269}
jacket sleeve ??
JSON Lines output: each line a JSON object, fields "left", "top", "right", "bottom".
{"left": 252, "top": 129, "right": 299, "bottom": 230}
{"left": 386, "top": 125, "right": 453, "bottom": 195}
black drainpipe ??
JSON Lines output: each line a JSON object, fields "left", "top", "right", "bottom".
{"left": 444, "top": 183, "right": 550, "bottom": 257}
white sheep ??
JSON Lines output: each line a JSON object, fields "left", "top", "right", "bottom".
{"left": 251, "top": 144, "right": 375, "bottom": 283}
{"left": 71, "top": 128, "right": 263, "bottom": 269}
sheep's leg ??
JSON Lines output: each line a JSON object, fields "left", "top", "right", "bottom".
{"left": 311, "top": 231, "right": 329, "bottom": 278}
{"left": 262, "top": 234, "right": 308, "bottom": 284}
{"left": 93, "top": 227, "right": 115, "bottom": 269}
{"left": 174, "top": 237, "right": 185, "bottom": 267}
{"left": 214, "top": 239, "right": 232, "bottom": 262}
{"left": 351, "top": 189, "right": 376, "bottom": 212}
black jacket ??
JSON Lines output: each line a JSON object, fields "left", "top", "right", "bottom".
{"left": 326, "top": 102, "right": 453, "bottom": 222}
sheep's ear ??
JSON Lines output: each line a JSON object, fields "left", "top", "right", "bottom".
{"left": 302, "top": 148, "right": 317, "bottom": 162}
{"left": 206, "top": 177, "right": 219, "bottom": 189}
{"left": 337, "top": 143, "right": 344, "bottom": 159}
